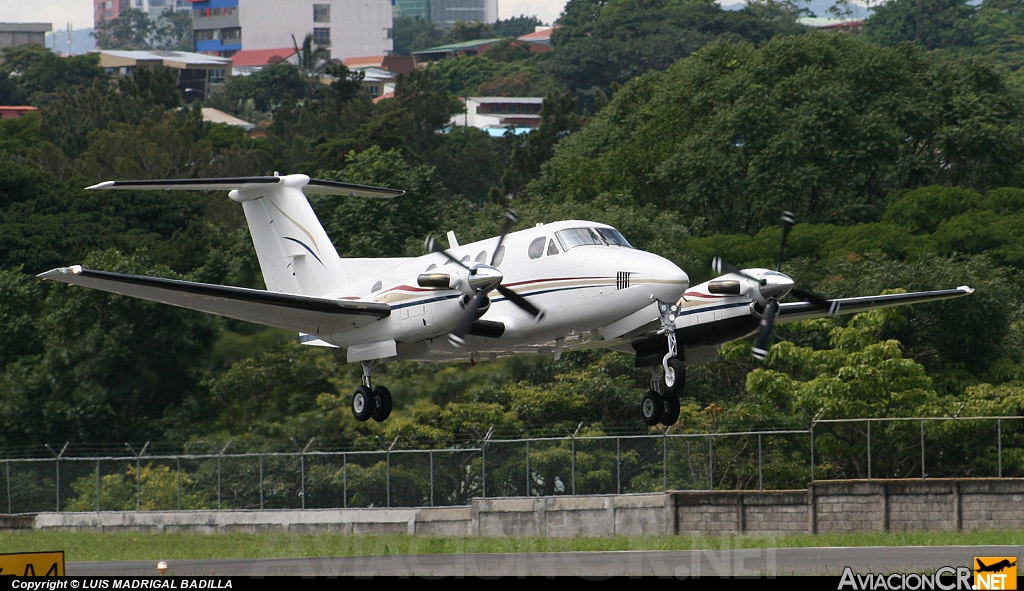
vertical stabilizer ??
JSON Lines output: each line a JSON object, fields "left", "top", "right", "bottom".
{"left": 84, "top": 174, "right": 403, "bottom": 298}
{"left": 230, "top": 175, "right": 345, "bottom": 296}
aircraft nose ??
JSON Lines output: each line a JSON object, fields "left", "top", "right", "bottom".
{"left": 645, "top": 259, "right": 689, "bottom": 302}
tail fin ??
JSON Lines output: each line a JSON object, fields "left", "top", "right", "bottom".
{"left": 86, "top": 174, "right": 403, "bottom": 297}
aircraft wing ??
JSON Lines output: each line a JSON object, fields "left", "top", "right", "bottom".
{"left": 38, "top": 266, "right": 390, "bottom": 334}
{"left": 777, "top": 286, "right": 975, "bottom": 323}
{"left": 85, "top": 176, "right": 405, "bottom": 198}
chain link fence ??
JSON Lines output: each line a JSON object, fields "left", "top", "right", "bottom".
{"left": 2, "top": 416, "right": 1021, "bottom": 514}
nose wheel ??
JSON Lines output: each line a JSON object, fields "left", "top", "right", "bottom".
{"left": 351, "top": 362, "right": 393, "bottom": 422}
{"left": 640, "top": 389, "right": 681, "bottom": 426}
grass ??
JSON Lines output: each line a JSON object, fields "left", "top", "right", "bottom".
{"left": 0, "top": 529, "right": 1020, "bottom": 563}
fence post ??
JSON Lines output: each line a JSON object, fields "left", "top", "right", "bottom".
{"left": 5, "top": 460, "right": 11, "bottom": 514}
{"left": 382, "top": 436, "right": 398, "bottom": 508}
{"left": 125, "top": 442, "right": 149, "bottom": 512}
{"left": 480, "top": 426, "right": 494, "bottom": 499}
{"left": 525, "top": 439, "right": 530, "bottom": 498}
{"left": 663, "top": 431, "right": 670, "bottom": 492}
{"left": 707, "top": 434, "right": 713, "bottom": 491}
{"left": 45, "top": 443, "right": 69, "bottom": 513}
{"left": 571, "top": 422, "right": 582, "bottom": 496}
{"left": 616, "top": 437, "right": 621, "bottom": 495}
{"left": 920, "top": 419, "right": 926, "bottom": 480}
{"left": 343, "top": 452, "right": 348, "bottom": 509}
{"left": 430, "top": 450, "right": 435, "bottom": 507}
{"left": 867, "top": 420, "right": 872, "bottom": 480}
{"left": 176, "top": 457, "right": 182, "bottom": 511}
{"left": 810, "top": 409, "right": 824, "bottom": 483}
{"left": 95, "top": 459, "right": 101, "bottom": 512}
{"left": 758, "top": 433, "right": 763, "bottom": 491}
{"left": 293, "top": 437, "right": 316, "bottom": 510}
{"left": 259, "top": 455, "right": 264, "bottom": 510}
{"left": 998, "top": 418, "right": 1003, "bottom": 478}
{"left": 217, "top": 441, "right": 232, "bottom": 511}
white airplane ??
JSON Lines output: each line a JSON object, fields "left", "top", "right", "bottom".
{"left": 38, "top": 175, "right": 975, "bottom": 426}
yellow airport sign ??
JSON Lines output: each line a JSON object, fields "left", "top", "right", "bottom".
{"left": 0, "top": 551, "right": 65, "bottom": 576}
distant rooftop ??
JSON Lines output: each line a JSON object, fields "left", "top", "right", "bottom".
{"left": 230, "top": 48, "right": 297, "bottom": 68}
{"left": 99, "top": 50, "right": 232, "bottom": 66}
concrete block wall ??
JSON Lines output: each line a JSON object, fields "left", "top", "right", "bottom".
{"left": 8, "top": 479, "right": 1023, "bottom": 537}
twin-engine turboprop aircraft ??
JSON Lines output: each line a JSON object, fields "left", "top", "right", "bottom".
{"left": 39, "top": 174, "right": 974, "bottom": 426}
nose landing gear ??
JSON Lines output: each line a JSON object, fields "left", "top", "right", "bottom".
{"left": 639, "top": 301, "right": 685, "bottom": 426}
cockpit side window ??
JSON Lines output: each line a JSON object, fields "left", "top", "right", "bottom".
{"left": 528, "top": 236, "right": 546, "bottom": 259}
{"left": 595, "top": 227, "right": 633, "bottom": 248}
{"left": 547, "top": 239, "right": 560, "bottom": 256}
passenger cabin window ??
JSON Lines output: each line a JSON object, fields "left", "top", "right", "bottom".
{"left": 475, "top": 251, "right": 487, "bottom": 263}
{"left": 528, "top": 237, "right": 546, "bottom": 259}
{"left": 555, "top": 227, "right": 633, "bottom": 251}
{"left": 547, "top": 239, "right": 560, "bottom": 256}
{"left": 425, "top": 263, "right": 436, "bottom": 271}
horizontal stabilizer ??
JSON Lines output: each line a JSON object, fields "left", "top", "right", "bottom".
{"left": 38, "top": 266, "right": 390, "bottom": 335}
{"left": 86, "top": 175, "right": 405, "bottom": 198}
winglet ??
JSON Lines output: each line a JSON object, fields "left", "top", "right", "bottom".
{"left": 958, "top": 285, "right": 975, "bottom": 294}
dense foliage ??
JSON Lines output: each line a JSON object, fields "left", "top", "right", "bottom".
{"left": 1, "top": 0, "right": 1022, "bottom": 494}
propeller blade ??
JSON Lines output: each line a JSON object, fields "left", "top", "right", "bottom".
{"left": 752, "top": 298, "right": 779, "bottom": 362}
{"left": 448, "top": 292, "right": 485, "bottom": 348}
{"left": 490, "top": 209, "right": 518, "bottom": 267}
{"left": 790, "top": 288, "right": 832, "bottom": 311}
{"left": 496, "top": 284, "right": 544, "bottom": 319}
{"left": 426, "top": 235, "right": 472, "bottom": 272}
{"left": 777, "top": 210, "right": 794, "bottom": 271}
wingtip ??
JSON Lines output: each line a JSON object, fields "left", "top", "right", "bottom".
{"left": 37, "top": 265, "right": 83, "bottom": 279}
{"left": 85, "top": 181, "right": 115, "bottom": 191}
{"left": 958, "top": 285, "right": 975, "bottom": 295}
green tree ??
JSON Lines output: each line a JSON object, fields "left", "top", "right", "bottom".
{"left": 493, "top": 15, "right": 548, "bottom": 37}
{"left": 153, "top": 9, "right": 193, "bottom": 51}
{"left": 866, "top": 0, "right": 976, "bottom": 50}
{"left": 392, "top": 15, "right": 446, "bottom": 55}
{"left": 502, "top": 89, "right": 585, "bottom": 198}
{"left": 93, "top": 8, "right": 156, "bottom": 49}
{"left": 2, "top": 251, "right": 217, "bottom": 445}
{"left": 65, "top": 463, "right": 212, "bottom": 511}
{"left": 546, "top": 0, "right": 805, "bottom": 100}
{"left": 531, "top": 34, "right": 1024, "bottom": 233}
{"left": 0, "top": 45, "right": 106, "bottom": 106}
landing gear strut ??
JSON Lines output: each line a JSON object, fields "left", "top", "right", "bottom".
{"left": 638, "top": 301, "right": 685, "bottom": 426}
{"left": 351, "top": 361, "right": 392, "bottom": 422}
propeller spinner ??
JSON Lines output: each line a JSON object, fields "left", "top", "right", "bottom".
{"left": 712, "top": 211, "right": 831, "bottom": 361}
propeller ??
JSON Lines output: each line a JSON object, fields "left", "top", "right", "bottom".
{"left": 420, "top": 210, "right": 544, "bottom": 347}
{"left": 711, "top": 211, "right": 831, "bottom": 361}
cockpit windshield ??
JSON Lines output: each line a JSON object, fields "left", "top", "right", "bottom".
{"left": 555, "top": 227, "right": 633, "bottom": 251}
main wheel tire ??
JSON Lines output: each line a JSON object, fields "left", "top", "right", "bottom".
{"left": 351, "top": 386, "right": 374, "bottom": 422}
{"left": 371, "top": 385, "right": 392, "bottom": 422}
{"left": 660, "top": 392, "right": 680, "bottom": 426}
{"left": 662, "top": 357, "right": 686, "bottom": 396}
{"left": 641, "top": 390, "right": 663, "bottom": 426}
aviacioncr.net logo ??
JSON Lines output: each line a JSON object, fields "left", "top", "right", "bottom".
{"left": 838, "top": 567, "right": 973, "bottom": 590}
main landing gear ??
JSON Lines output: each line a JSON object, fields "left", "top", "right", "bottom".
{"left": 640, "top": 301, "right": 686, "bottom": 427}
{"left": 351, "top": 361, "right": 392, "bottom": 422}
